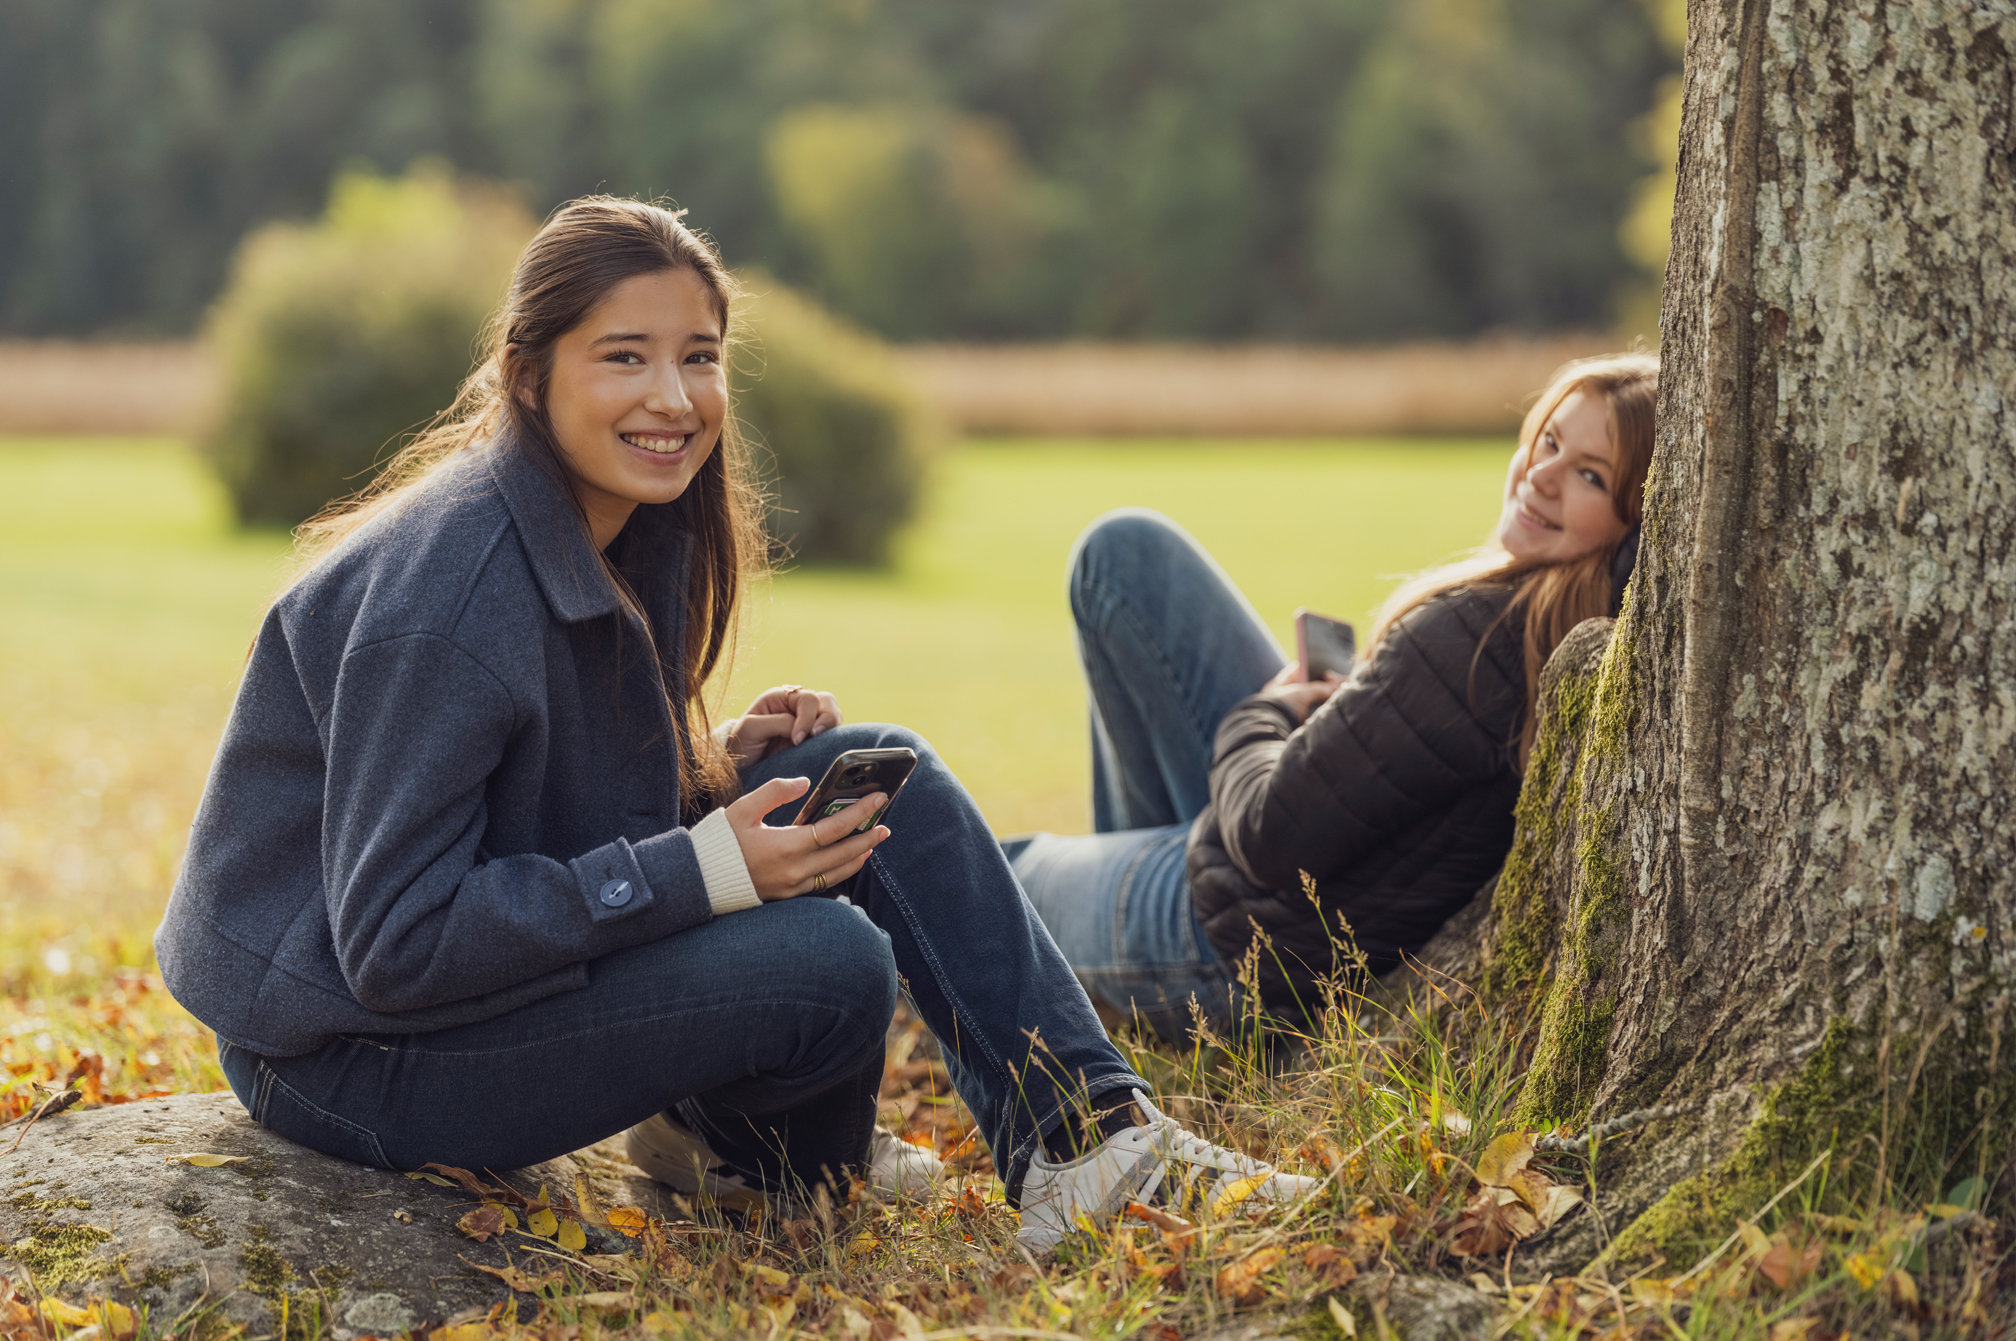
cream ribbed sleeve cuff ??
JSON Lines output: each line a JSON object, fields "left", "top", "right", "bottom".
{"left": 690, "top": 808, "right": 761, "bottom": 915}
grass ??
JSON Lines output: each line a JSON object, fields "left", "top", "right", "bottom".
{"left": 1, "top": 435, "right": 2006, "bottom": 1341}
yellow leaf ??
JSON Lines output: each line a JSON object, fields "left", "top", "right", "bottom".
{"left": 1767, "top": 1319, "right": 1820, "bottom": 1341}
{"left": 167, "top": 1153, "right": 247, "bottom": 1167}
{"left": 1926, "top": 1202, "right": 1968, "bottom": 1219}
{"left": 570, "top": 1291, "right": 635, "bottom": 1313}
{"left": 606, "top": 1207, "right": 649, "bottom": 1238}
{"left": 1844, "top": 1252, "right": 1885, "bottom": 1290}
{"left": 1327, "top": 1296, "right": 1358, "bottom": 1337}
{"left": 93, "top": 1301, "right": 137, "bottom": 1340}
{"left": 557, "top": 1219, "right": 586, "bottom": 1252}
{"left": 847, "top": 1232, "right": 881, "bottom": 1263}
{"left": 1210, "top": 1173, "right": 1267, "bottom": 1217}
{"left": 1883, "top": 1270, "right": 1919, "bottom": 1307}
{"left": 406, "top": 1171, "right": 456, "bottom": 1187}
{"left": 1737, "top": 1221, "right": 1770, "bottom": 1256}
{"left": 1474, "top": 1132, "right": 1535, "bottom": 1187}
{"left": 463, "top": 1259, "right": 547, "bottom": 1293}
{"left": 1630, "top": 1277, "right": 1685, "bottom": 1306}
{"left": 1214, "top": 1246, "right": 1285, "bottom": 1307}
{"left": 746, "top": 1263, "right": 792, "bottom": 1290}
{"left": 428, "top": 1323, "right": 494, "bottom": 1341}
{"left": 42, "top": 1299, "right": 94, "bottom": 1326}
{"left": 889, "top": 1301, "right": 925, "bottom": 1340}
{"left": 526, "top": 1207, "right": 559, "bottom": 1238}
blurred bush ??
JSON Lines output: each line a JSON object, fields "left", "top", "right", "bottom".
{"left": 764, "top": 104, "right": 1076, "bottom": 340}
{"left": 732, "top": 276, "right": 941, "bottom": 566}
{"left": 203, "top": 162, "right": 531, "bottom": 527}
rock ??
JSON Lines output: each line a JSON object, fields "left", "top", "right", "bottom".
{"left": 0, "top": 1092, "right": 676, "bottom": 1338}
{"left": 1344, "top": 1272, "right": 1496, "bottom": 1340}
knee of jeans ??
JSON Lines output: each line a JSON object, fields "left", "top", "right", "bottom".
{"left": 1068, "top": 509, "right": 1187, "bottom": 616}
{"left": 772, "top": 899, "right": 899, "bottom": 1044}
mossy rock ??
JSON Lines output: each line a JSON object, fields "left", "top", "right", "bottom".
{"left": 0, "top": 1093, "right": 661, "bottom": 1339}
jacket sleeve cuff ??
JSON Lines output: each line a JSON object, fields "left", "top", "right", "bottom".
{"left": 690, "top": 808, "right": 761, "bottom": 915}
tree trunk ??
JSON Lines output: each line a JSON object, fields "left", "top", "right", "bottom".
{"left": 1467, "top": 0, "right": 2016, "bottom": 1266}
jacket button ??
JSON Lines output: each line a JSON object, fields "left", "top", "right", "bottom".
{"left": 599, "top": 879, "right": 633, "bottom": 908}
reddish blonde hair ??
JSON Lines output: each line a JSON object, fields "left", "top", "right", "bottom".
{"left": 1363, "top": 352, "right": 1658, "bottom": 766}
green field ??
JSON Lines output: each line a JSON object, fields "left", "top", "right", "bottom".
{"left": 0, "top": 433, "right": 1508, "bottom": 964}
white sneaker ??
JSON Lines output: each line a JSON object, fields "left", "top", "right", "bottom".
{"left": 624, "top": 1110, "right": 768, "bottom": 1212}
{"left": 1014, "top": 1089, "right": 1321, "bottom": 1253}
{"left": 624, "top": 1111, "right": 944, "bottom": 1205}
{"left": 869, "top": 1127, "right": 946, "bottom": 1197}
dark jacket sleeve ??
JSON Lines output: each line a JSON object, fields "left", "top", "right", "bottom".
{"left": 319, "top": 630, "right": 713, "bottom": 1013}
{"left": 1207, "top": 591, "right": 1521, "bottom": 894}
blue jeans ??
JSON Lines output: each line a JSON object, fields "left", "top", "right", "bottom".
{"left": 220, "top": 722, "right": 1145, "bottom": 1202}
{"left": 1008, "top": 511, "right": 1287, "bottom": 1041}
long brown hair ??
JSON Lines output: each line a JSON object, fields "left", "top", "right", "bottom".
{"left": 1363, "top": 353, "right": 1658, "bottom": 766}
{"left": 294, "top": 196, "right": 768, "bottom": 808}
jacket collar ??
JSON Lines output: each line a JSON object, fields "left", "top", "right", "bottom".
{"left": 486, "top": 430, "right": 700, "bottom": 637}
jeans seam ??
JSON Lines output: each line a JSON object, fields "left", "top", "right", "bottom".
{"left": 259, "top": 1067, "right": 390, "bottom": 1168}
{"left": 1077, "top": 573, "right": 1220, "bottom": 777}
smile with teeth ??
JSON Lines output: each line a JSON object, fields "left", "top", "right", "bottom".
{"left": 621, "top": 431, "right": 688, "bottom": 454}
{"left": 1517, "top": 498, "right": 1561, "bottom": 531}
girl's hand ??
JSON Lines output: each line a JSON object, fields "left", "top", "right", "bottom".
{"left": 724, "top": 776, "right": 888, "bottom": 901}
{"left": 1256, "top": 663, "right": 1345, "bottom": 723}
{"left": 716, "top": 685, "right": 843, "bottom": 766}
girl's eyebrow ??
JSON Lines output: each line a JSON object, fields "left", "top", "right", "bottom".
{"left": 589, "top": 329, "right": 721, "bottom": 348}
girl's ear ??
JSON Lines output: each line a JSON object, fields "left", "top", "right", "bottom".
{"left": 501, "top": 344, "right": 543, "bottom": 416}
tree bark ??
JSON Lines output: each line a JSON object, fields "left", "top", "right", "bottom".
{"left": 1468, "top": 0, "right": 2016, "bottom": 1266}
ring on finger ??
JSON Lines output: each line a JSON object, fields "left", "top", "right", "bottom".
{"left": 812, "top": 872, "right": 828, "bottom": 893}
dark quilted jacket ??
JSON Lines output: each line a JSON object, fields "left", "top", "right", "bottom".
{"left": 1188, "top": 586, "right": 1524, "bottom": 1013}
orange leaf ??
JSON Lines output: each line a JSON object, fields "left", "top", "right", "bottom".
{"left": 1126, "top": 1201, "right": 1199, "bottom": 1255}
{"left": 456, "top": 1205, "right": 509, "bottom": 1242}
{"left": 1214, "top": 1247, "right": 1285, "bottom": 1307}
{"left": 605, "top": 1207, "right": 649, "bottom": 1238}
{"left": 1302, "top": 1243, "right": 1357, "bottom": 1288}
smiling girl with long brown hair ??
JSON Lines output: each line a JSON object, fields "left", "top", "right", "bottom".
{"left": 1010, "top": 354, "right": 1658, "bottom": 1036}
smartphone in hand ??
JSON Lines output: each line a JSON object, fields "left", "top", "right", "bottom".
{"left": 1294, "top": 608, "right": 1357, "bottom": 681}
{"left": 792, "top": 747, "right": 918, "bottom": 832}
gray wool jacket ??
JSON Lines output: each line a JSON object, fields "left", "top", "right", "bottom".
{"left": 156, "top": 437, "right": 724, "bottom": 1056}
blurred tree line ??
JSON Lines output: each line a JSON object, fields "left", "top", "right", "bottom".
{"left": 0, "top": 0, "right": 1673, "bottom": 345}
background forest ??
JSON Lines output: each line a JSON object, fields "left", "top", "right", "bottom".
{"left": 0, "top": 0, "right": 1676, "bottom": 345}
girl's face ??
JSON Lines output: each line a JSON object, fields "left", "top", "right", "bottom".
{"left": 539, "top": 268, "right": 728, "bottom": 549}
{"left": 1495, "top": 388, "right": 1630, "bottom": 564}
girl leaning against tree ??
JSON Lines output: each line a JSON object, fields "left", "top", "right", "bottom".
{"left": 1007, "top": 353, "right": 1657, "bottom": 1040}
{"left": 155, "top": 196, "right": 1317, "bottom": 1255}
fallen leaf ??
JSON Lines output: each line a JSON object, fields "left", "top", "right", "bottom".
{"left": 1882, "top": 1269, "right": 1919, "bottom": 1308}
{"left": 1531, "top": 1182, "right": 1582, "bottom": 1230}
{"left": 1126, "top": 1202, "right": 1199, "bottom": 1255}
{"left": 406, "top": 1171, "right": 456, "bottom": 1188}
{"left": 1210, "top": 1173, "right": 1268, "bottom": 1217}
{"left": 569, "top": 1292, "right": 635, "bottom": 1313}
{"left": 1327, "top": 1296, "right": 1358, "bottom": 1338}
{"left": 557, "top": 1219, "right": 587, "bottom": 1252}
{"left": 1767, "top": 1319, "right": 1820, "bottom": 1341}
{"left": 1737, "top": 1221, "right": 1771, "bottom": 1257}
{"left": 461, "top": 1258, "right": 549, "bottom": 1293}
{"left": 423, "top": 1164, "right": 510, "bottom": 1201}
{"left": 526, "top": 1207, "right": 559, "bottom": 1238}
{"left": 846, "top": 1232, "right": 881, "bottom": 1264}
{"left": 605, "top": 1207, "right": 649, "bottom": 1238}
{"left": 166, "top": 1153, "right": 247, "bottom": 1167}
{"left": 392, "top": 1209, "right": 413, "bottom": 1225}
{"left": 1440, "top": 1110, "right": 1474, "bottom": 1137}
{"left": 1303, "top": 1243, "right": 1357, "bottom": 1288}
{"left": 1214, "top": 1246, "right": 1285, "bottom": 1307}
{"left": 745, "top": 1263, "right": 792, "bottom": 1291}
{"left": 456, "top": 1206, "right": 510, "bottom": 1242}
{"left": 1756, "top": 1234, "right": 1824, "bottom": 1290}
{"left": 40, "top": 1301, "right": 93, "bottom": 1327}
{"left": 1474, "top": 1132, "right": 1535, "bottom": 1187}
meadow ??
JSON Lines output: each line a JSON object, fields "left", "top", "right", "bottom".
{"left": 3, "top": 435, "right": 1995, "bottom": 1341}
